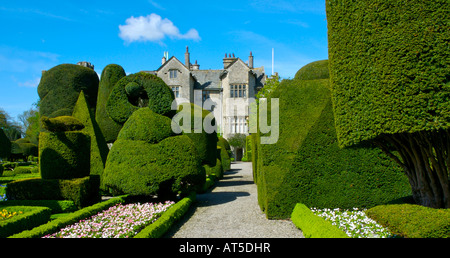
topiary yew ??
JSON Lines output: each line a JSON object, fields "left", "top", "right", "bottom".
{"left": 103, "top": 107, "right": 204, "bottom": 198}
{"left": 38, "top": 64, "right": 99, "bottom": 118}
{"left": 106, "top": 72, "right": 175, "bottom": 125}
{"left": 95, "top": 64, "right": 126, "bottom": 143}
{"left": 327, "top": 0, "right": 450, "bottom": 208}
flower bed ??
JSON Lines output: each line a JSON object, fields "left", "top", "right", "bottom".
{"left": 311, "top": 207, "right": 395, "bottom": 238}
{"left": 1, "top": 208, "right": 23, "bottom": 220}
{"left": 44, "top": 201, "right": 174, "bottom": 238}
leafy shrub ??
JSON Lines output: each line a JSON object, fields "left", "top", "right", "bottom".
{"left": 39, "top": 131, "right": 90, "bottom": 180}
{"left": 291, "top": 203, "right": 348, "bottom": 238}
{"left": 0, "top": 206, "right": 51, "bottom": 238}
{"left": 5, "top": 176, "right": 100, "bottom": 209}
{"left": 38, "top": 64, "right": 99, "bottom": 119}
{"left": 41, "top": 116, "right": 85, "bottom": 132}
{"left": 106, "top": 72, "right": 175, "bottom": 125}
{"left": 95, "top": 64, "right": 126, "bottom": 143}
{"left": 366, "top": 204, "right": 450, "bottom": 238}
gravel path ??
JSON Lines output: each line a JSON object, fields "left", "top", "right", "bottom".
{"left": 165, "top": 162, "right": 304, "bottom": 238}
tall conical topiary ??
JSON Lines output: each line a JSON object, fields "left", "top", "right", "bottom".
{"left": 72, "top": 91, "right": 109, "bottom": 183}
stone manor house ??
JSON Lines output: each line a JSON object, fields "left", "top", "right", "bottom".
{"left": 142, "top": 47, "right": 266, "bottom": 160}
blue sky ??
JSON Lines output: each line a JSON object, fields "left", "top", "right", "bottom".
{"left": 0, "top": 0, "right": 328, "bottom": 121}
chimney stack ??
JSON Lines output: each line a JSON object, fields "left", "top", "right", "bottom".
{"left": 249, "top": 51, "right": 254, "bottom": 69}
{"left": 185, "top": 46, "right": 190, "bottom": 70}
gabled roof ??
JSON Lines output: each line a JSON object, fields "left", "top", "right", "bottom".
{"left": 191, "top": 70, "right": 223, "bottom": 90}
{"left": 156, "top": 56, "right": 189, "bottom": 72}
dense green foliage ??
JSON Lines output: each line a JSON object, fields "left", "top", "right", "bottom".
{"left": 0, "top": 128, "right": 11, "bottom": 159}
{"left": 0, "top": 206, "right": 51, "bottom": 238}
{"left": 72, "top": 91, "right": 109, "bottom": 180}
{"left": 41, "top": 116, "right": 85, "bottom": 132}
{"left": 95, "top": 64, "right": 126, "bottom": 143}
{"left": 5, "top": 176, "right": 100, "bottom": 208}
{"left": 294, "top": 60, "right": 329, "bottom": 81}
{"left": 176, "top": 103, "right": 218, "bottom": 166}
{"left": 118, "top": 107, "right": 174, "bottom": 144}
{"left": 106, "top": 72, "right": 175, "bottom": 125}
{"left": 39, "top": 131, "right": 90, "bottom": 179}
{"left": 366, "top": 204, "right": 450, "bottom": 238}
{"left": 291, "top": 203, "right": 348, "bottom": 238}
{"left": 255, "top": 61, "right": 410, "bottom": 219}
{"left": 326, "top": 0, "right": 450, "bottom": 147}
{"left": 38, "top": 64, "right": 99, "bottom": 119}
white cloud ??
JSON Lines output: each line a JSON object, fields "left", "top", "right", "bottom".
{"left": 119, "top": 14, "right": 201, "bottom": 44}
{"left": 18, "top": 77, "right": 41, "bottom": 88}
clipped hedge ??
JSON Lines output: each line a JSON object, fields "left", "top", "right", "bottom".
{"left": 95, "top": 64, "right": 126, "bottom": 143}
{"left": 326, "top": 0, "right": 450, "bottom": 147}
{"left": 41, "top": 116, "right": 85, "bottom": 132}
{"left": 9, "top": 196, "right": 126, "bottom": 238}
{"left": 5, "top": 176, "right": 100, "bottom": 209}
{"left": 255, "top": 61, "right": 410, "bottom": 219}
{"left": 176, "top": 103, "right": 218, "bottom": 167}
{"left": 134, "top": 192, "right": 196, "bottom": 238}
{"left": 38, "top": 64, "right": 99, "bottom": 119}
{"left": 106, "top": 72, "right": 175, "bottom": 125}
{"left": 217, "top": 137, "right": 231, "bottom": 171}
{"left": 39, "top": 131, "right": 90, "bottom": 180}
{"left": 0, "top": 200, "right": 77, "bottom": 214}
{"left": 366, "top": 204, "right": 450, "bottom": 238}
{"left": 0, "top": 206, "right": 51, "bottom": 238}
{"left": 291, "top": 203, "right": 348, "bottom": 238}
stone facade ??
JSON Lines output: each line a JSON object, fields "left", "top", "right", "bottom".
{"left": 142, "top": 47, "right": 266, "bottom": 143}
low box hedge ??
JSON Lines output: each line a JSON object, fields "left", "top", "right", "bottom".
{"left": 291, "top": 203, "right": 349, "bottom": 238}
{"left": 0, "top": 206, "right": 51, "bottom": 238}
{"left": 134, "top": 192, "right": 196, "bottom": 238}
{"left": 0, "top": 200, "right": 77, "bottom": 214}
{"left": 9, "top": 196, "right": 127, "bottom": 238}
{"left": 5, "top": 175, "right": 100, "bottom": 209}
{"left": 366, "top": 204, "right": 450, "bottom": 238}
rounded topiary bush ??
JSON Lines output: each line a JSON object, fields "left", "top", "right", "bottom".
{"left": 103, "top": 135, "right": 204, "bottom": 198}
{"left": 118, "top": 108, "right": 174, "bottom": 144}
{"left": 294, "top": 60, "right": 329, "bottom": 81}
{"left": 106, "top": 72, "right": 175, "bottom": 125}
{"left": 103, "top": 107, "right": 205, "bottom": 198}
{"left": 38, "top": 64, "right": 99, "bottom": 118}
{"left": 95, "top": 64, "right": 126, "bottom": 143}
{"left": 39, "top": 131, "right": 91, "bottom": 180}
